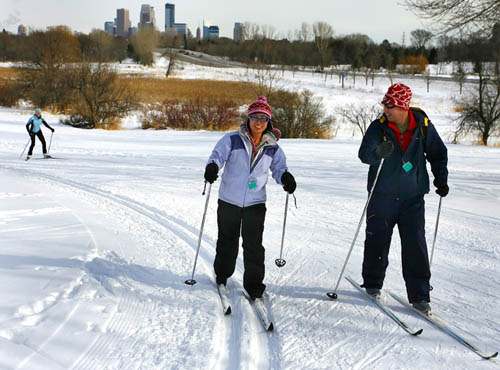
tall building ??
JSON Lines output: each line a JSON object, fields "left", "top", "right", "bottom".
{"left": 104, "top": 21, "right": 115, "bottom": 36}
{"left": 233, "top": 22, "right": 243, "bottom": 41}
{"left": 116, "top": 8, "right": 131, "bottom": 37}
{"left": 173, "top": 23, "right": 187, "bottom": 37}
{"left": 202, "top": 20, "right": 211, "bottom": 39}
{"left": 17, "top": 24, "right": 27, "bottom": 36}
{"left": 196, "top": 26, "right": 201, "bottom": 41}
{"left": 208, "top": 25, "right": 219, "bottom": 39}
{"left": 165, "top": 3, "right": 175, "bottom": 30}
{"left": 139, "top": 4, "right": 156, "bottom": 29}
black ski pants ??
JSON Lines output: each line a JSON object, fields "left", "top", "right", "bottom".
{"left": 28, "top": 131, "right": 47, "bottom": 156}
{"left": 362, "top": 194, "right": 431, "bottom": 303}
{"left": 214, "top": 199, "right": 266, "bottom": 298}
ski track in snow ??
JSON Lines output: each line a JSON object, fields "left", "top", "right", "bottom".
{"left": 0, "top": 162, "right": 281, "bottom": 370}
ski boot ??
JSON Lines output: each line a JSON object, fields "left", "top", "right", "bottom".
{"left": 412, "top": 301, "right": 431, "bottom": 314}
{"left": 365, "top": 287, "right": 381, "bottom": 298}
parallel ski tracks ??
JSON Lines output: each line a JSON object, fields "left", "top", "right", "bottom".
{"left": 3, "top": 164, "right": 279, "bottom": 370}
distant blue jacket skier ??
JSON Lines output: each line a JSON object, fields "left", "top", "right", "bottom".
{"left": 358, "top": 83, "right": 448, "bottom": 314}
{"left": 25, "top": 108, "right": 54, "bottom": 160}
{"left": 204, "top": 96, "right": 296, "bottom": 300}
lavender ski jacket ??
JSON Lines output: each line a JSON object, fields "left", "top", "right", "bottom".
{"left": 207, "top": 124, "right": 288, "bottom": 207}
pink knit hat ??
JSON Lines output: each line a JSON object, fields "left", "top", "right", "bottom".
{"left": 381, "top": 83, "right": 412, "bottom": 110}
{"left": 247, "top": 96, "right": 272, "bottom": 120}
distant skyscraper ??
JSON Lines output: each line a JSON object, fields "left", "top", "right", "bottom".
{"left": 233, "top": 22, "right": 243, "bottom": 41}
{"left": 104, "top": 21, "right": 115, "bottom": 36}
{"left": 202, "top": 20, "right": 211, "bottom": 40}
{"left": 139, "top": 4, "right": 156, "bottom": 29}
{"left": 173, "top": 23, "right": 187, "bottom": 37}
{"left": 17, "top": 24, "right": 27, "bottom": 36}
{"left": 116, "top": 8, "right": 131, "bottom": 37}
{"left": 165, "top": 3, "right": 175, "bottom": 30}
{"left": 208, "top": 25, "right": 219, "bottom": 39}
{"left": 196, "top": 26, "right": 201, "bottom": 41}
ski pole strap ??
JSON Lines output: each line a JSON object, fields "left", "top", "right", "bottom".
{"left": 292, "top": 193, "right": 298, "bottom": 208}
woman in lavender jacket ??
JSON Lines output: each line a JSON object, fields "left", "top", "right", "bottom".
{"left": 204, "top": 96, "right": 296, "bottom": 300}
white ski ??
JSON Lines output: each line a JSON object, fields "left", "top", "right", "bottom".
{"left": 388, "top": 290, "right": 498, "bottom": 360}
{"left": 346, "top": 276, "right": 423, "bottom": 336}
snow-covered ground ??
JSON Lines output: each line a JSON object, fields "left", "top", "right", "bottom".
{"left": 1, "top": 59, "right": 499, "bottom": 369}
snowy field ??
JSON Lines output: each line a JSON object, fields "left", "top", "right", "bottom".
{"left": 0, "top": 59, "right": 499, "bottom": 369}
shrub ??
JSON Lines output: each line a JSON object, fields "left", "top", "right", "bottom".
{"left": 398, "top": 56, "right": 429, "bottom": 74}
{"left": 63, "top": 62, "right": 137, "bottom": 129}
{"left": 141, "top": 98, "right": 240, "bottom": 131}
{"left": 270, "top": 89, "right": 335, "bottom": 139}
{"left": 0, "top": 81, "right": 22, "bottom": 107}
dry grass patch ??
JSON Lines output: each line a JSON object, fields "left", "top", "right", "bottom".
{"left": 119, "top": 77, "right": 258, "bottom": 104}
{"left": 0, "top": 67, "right": 22, "bottom": 80}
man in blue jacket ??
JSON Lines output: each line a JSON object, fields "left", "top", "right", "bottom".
{"left": 25, "top": 108, "right": 55, "bottom": 160}
{"left": 358, "top": 83, "right": 448, "bottom": 314}
{"left": 204, "top": 96, "right": 296, "bottom": 300}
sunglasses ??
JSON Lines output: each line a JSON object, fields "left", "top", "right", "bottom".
{"left": 384, "top": 104, "right": 396, "bottom": 109}
{"left": 249, "top": 116, "right": 269, "bottom": 123}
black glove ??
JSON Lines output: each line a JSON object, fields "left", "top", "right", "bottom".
{"left": 434, "top": 179, "right": 449, "bottom": 197}
{"left": 281, "top": 171, "right": 296, "bottom": 194}
{"left": 204, "top": 162, "right": 219, "bottom": 184}
{"left": 51, "top": 128, "right": 55, "bottom": 133}
{"left": 375, "top": 140, "right": 394, "bottom": 159}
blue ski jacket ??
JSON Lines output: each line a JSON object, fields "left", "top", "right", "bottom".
{"left": 207, "top": 123, "right": 288, "bottom": 207}
{"left": 26, "top": 115, "right": 53, "bottom": 134}
{"left": 358, "top": 108, "right": 448, "bottom": 200}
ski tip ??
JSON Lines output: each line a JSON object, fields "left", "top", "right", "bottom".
{"left": 486, "top": 352, "right": 498, "bottom": 359}
{"left": 225, "top": 306, "right": 232, "bottom": 315}
{"left": 326, "top": 292, "right": 338, "bottom": 300}
{"left": 267, "top": 323, "right": 274, "bottom": 332}
{"left": 413, "top": 328, "right": 424, "bottom": 336}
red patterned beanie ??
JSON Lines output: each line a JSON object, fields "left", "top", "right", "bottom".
{"left": 247, "top": 96, "right": 272, "bottom": 120}
{"left": 381, "top": 83, "right": 412, "bottom": 110}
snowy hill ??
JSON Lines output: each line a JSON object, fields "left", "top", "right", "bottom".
{"left": 1, "top": 58, "right": 499, "bottom": 369}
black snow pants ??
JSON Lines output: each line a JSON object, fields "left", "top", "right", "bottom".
{"left": 362, "top": 194, "right": 431, "bottom": 303}
{"left": 28, "top": 131, "right": 47, "bottom": 156}
{"left": 214, "top": 199, "right": 266, "bottom": 299}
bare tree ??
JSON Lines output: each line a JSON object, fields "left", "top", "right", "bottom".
{"left": 130, "top": 27, "right": 159, "bottom": 66}
{"left": 313, "top": 22, "right": 334, "bottom": 70}
{"left": 410, "top": 29, "right": 434, "bottom": 50}
{"left": 295, "top": 22, "right": 312, "bottom": 42}
{"left": 453, "top": 61, "right": 467, "bottom": 94}
{"left": 243, "top": 22, "right": 261, "bottom": 41}
{"left": 64, "top": 62, "right": 137, "bottom": 129}
{"left": 405, "top": 0, "right": 500, "bottom": 35}
{"left": 454, "top": 63, "right": 500, "bottom": 145}
{"left": 337, "top": 103, "right": 381, "bottom": 136}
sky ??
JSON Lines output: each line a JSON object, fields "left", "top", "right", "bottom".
{"left": 1, "top": 0, "right": 430, "bottom": 44}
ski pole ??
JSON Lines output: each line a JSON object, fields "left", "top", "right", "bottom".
{"left": 429, "top": 196, "right": 442, "bottom": 291}
{"left": 327, "top": 158, "right": 385, "bottom": 299}
{"left": 185, "top": 182, "right": 212, "bottom": 286}
{"left": 48, "top": 131, "right": 54, "bottom": 154}
{"left": 275, "top": 192, "right": 289, "bottom": 267}
{"left": 429, "top": 196, "right": 442, "bottom": 268}
{"left": 19, "top": 138, "right": 30, "bottom": 159}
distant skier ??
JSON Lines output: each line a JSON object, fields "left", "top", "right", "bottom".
{"left": 25, "top": 108, "right": 54, "bottom": 160}
{"left": 358, "top": 83, "right": 449, "bottom": 314}
{"left": 204, "top": 96, "right": 296, "bottom": 300}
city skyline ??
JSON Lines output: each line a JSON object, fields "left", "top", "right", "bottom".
{"left": 1, "top": 0, "right": 430, "bottom": 44}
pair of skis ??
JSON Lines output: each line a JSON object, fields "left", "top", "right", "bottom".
{"left": 216, "top": 284, "right": 273, "bottom": 332}
{"left": 346, "top": 276, "right": 498, "bottom": 360}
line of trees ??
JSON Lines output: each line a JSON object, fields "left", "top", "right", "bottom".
{"left": 0, "top": 23, "right": 498, "bottom": 72}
